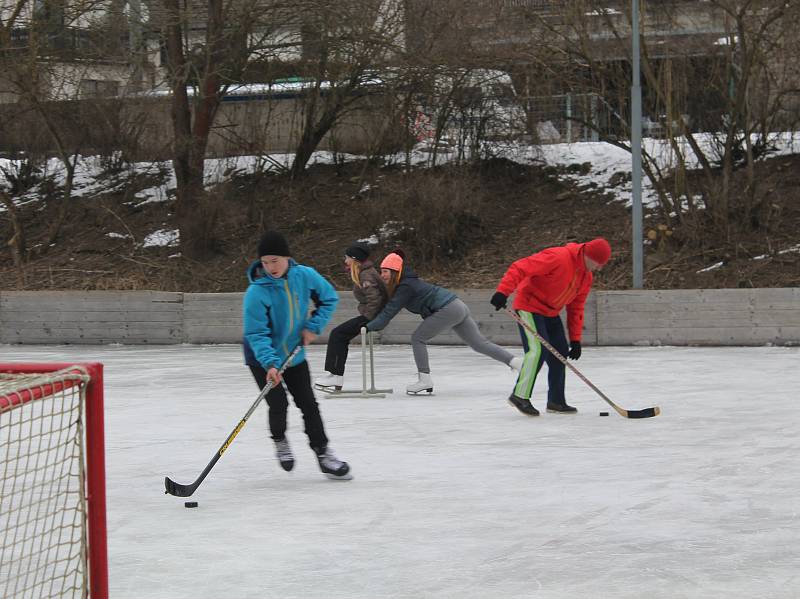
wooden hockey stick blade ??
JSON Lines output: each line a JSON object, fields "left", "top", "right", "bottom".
{"left": 623, "top": 406, "right": 661, "bottom": 419}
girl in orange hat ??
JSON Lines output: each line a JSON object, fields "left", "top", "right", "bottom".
{"left": 366, "top": 249, "right": 521, "bottom": 394}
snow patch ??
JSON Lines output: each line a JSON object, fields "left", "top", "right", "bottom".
{"left": 697, "top": 261, "right": 725, "bottom": 273}
{"left": 143, "top": 229, "right": 179, "bottom": 248}
{"left": 753, "top": 243, "right": 800, "bottom": 260}
{"left": 358, "top": 234, "right": 381, "bottom": 245}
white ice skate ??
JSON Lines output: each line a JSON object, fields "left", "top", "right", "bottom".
{"left": 314, "top": 372, "right": 343, "bottom": 391}
{"left": 406, "top": 372, "right": 434, "bottom": 395}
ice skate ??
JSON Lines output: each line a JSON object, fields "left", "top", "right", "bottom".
{"left": 274, "top": 437, "right": 295, "bottom": 471}
{"left": 316, "top": 447, "right": 352, "bottom": 480}
{"left": 314, "top": 372, "right": 343, "bottom": 391}
{"left": 547, "top": 402, "right": 578, "bottom": 414}
{"left": 406, "top": 372, "right": 434, "bottom": 395}
{"left": 508, "top": 394, "right": 539, "bottom": 416}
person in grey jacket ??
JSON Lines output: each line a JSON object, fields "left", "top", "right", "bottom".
{"left": 366, "top": 249, "right": 521, "bottom": 394}
{"left": 315, "top": 242, "right": 389, "bottom": 390}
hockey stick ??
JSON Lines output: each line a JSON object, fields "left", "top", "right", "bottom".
{"left": 506, "top": 309, "right": 660, "bottom": 419}
{"left": 164, "top": 345, "right": 302, "bottom": 497}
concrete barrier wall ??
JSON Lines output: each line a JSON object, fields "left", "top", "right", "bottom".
{"left": 1, "top": 289, "right": 797, "bottom": 346}
{"left": 597, "top": 288, "right": 800, "bottom": 346}
{"left": 0, "top": 291, "right": 183, "bottom": 344}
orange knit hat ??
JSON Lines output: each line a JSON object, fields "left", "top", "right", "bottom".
{"left": 584, "top": 238, "right": 612, "bottom": 265}
{"left": 380, "top": 250, "right": 405, "bottom": 272}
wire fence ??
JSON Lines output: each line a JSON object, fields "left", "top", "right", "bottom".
{"left": 519, "top": 93, "right": 607, "bottom": 143}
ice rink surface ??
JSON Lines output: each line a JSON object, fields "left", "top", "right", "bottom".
{"left": 2, "top": 343, "right": 798, "bottom": 599}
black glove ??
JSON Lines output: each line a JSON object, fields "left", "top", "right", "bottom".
{"left": 490, "top": 292, "right": 508, "bottom": 311}
{"left": 568, "top": 341, "right": 582, "bottom": 360}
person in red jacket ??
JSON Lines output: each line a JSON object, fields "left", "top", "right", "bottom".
{"left": 490, "top": 238, "right": 612, "bottom": 416}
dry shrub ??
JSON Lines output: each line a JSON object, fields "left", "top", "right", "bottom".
{"left": 369, "top": 167, "right": 488, "bottom": 265}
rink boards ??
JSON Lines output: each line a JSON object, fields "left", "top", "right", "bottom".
{"left": 0, "top": 288, "right": 798, "bottom": 346}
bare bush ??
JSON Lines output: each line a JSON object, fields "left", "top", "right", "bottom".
{"left": 365, "top": 168, "right": 488, "bottom": 265}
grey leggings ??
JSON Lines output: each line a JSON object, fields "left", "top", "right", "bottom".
{"left": 411, "top": 298, "right": 514, "bottom": 373}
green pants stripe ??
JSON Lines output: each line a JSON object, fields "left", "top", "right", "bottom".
{"left": 514, "top": 310, "right": 543, "bottom": 399}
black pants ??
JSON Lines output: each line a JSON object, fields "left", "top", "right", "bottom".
{"left": 248, "top": 361, "right": 328, "bottom": 453}
{"left": 324, "top": 315, "right": 369, "bottom": 375}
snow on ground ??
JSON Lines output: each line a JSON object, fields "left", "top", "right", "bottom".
{"left": 0, "top": 152, "right": 366, "bottom": 209}
{"left": 1, "top": 343, "right": 798, "bottom": 598}
{"left": 496, "top": 132, "right": 800, "bottom": 209}
{"left": 2, "top": 133, "right": 799, "bottom": 264}
{"left": 3, "top": 133, "right": 799, "bottom": 213}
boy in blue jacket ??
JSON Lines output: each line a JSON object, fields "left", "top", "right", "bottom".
{"left": 243, "top": 231, "right": 350, "bottom": 480}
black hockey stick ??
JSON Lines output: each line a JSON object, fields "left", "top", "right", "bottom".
{"left": 506, "top": 309, "right": 660, "bottom": 419}
{"left": 165, "top": 345, "right": 302, "bottom": 497}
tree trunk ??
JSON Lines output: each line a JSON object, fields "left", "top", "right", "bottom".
{"left": 42, "top": 163, "right": 76, "bottom": 251}
{"left": 1, "top": 191, "right": 27, "bottom": 286}
{"left": 290, "top": 102, "right": 343, "bottom": 179}
{"left": 163, "top": 0, "right": 225, "bottom": 259}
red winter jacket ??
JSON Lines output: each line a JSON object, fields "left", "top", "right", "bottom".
{"left": 496, "top": 242, "right": 593, "bottom": 341}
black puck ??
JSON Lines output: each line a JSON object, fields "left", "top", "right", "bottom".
{"left": 184, "top": 501, "right": 198, "bottom": 508}
{"left": 599, "top": 412, "right": 609, "bottom": 417}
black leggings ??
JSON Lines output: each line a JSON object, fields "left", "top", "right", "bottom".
{"left": 324, "top": 315, "right": 369, "bottom": 375}
{"left": 248, "top": 360, "right": 328, "bottom": 453}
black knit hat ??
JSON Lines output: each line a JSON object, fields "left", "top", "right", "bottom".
{"left": 345, "top": 241, "right": 371, "bottom": 262}
{"left": 257, "top": 231, "right": 290, "bottom": 257}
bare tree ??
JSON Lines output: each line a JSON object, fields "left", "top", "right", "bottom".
{"left": 695, "top": 1, "right": 800, "bottom": 232}
{"left": 155, "top": 0, "right": 404, "bottom": 255}
{"left": 0, "top": 0, "right": 129, "bottom": 269}
{"left": 160, "top": 0, "right": 240, "bottom": 258}
{"left": 508, "top": 1, "right": 800, "bottom": 240}
{"left": 287, "top": 0, "right": 405, "bottom": 178}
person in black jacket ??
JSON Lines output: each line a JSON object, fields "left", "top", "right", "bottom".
{"left": 366, "top": 250, "right": 521, "bottom": 394}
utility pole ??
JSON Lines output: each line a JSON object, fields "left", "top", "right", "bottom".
{"left": 631, "top": 0, "right": 644, "bottom": 288}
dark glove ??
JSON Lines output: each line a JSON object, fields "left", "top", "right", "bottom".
{"left": 490, "top": 292, "right": 508, "bottom": 311}
{"left": 568, "top": 341, "right": 582, "bottom": 360}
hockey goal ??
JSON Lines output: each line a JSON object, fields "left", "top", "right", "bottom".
{"left": 0, "top": 362, "right": 108, "bottom": 599}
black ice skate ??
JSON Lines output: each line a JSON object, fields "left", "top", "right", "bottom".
{"left": 546, "top": 402, "right": 578, "bottom": 414}
{"left": 316, "top": 447, "right": 352, "bottom": 480}
{"left": 508, "top": 394, "right": 540, "bottom": 416}
{"left": 274, "top": 437, "right": 295, "bottom": 471}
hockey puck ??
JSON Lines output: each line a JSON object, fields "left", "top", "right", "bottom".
{"left": 184, "top": 501, "right": 198, "bottom": 508}
{"left": 599, "top": 412, "right": 609, "bottom": 417}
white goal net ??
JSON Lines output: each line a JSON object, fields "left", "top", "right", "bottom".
{"left": 0, "top": 365, "right": 106, "bottom": 598}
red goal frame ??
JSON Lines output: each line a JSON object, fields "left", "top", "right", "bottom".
{"left": 0, "top": 362, "right": 108, "bottom": 599}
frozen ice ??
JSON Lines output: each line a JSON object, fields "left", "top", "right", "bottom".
{"left": 1, "top": 343, "right": 798, "bottom": 598}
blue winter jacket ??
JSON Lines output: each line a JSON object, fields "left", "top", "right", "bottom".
{"left": 242, "top": 259, "right": 338, "bottom": 369}
{"left": 366, "top": 267, "right": 456, "bottom": 332}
